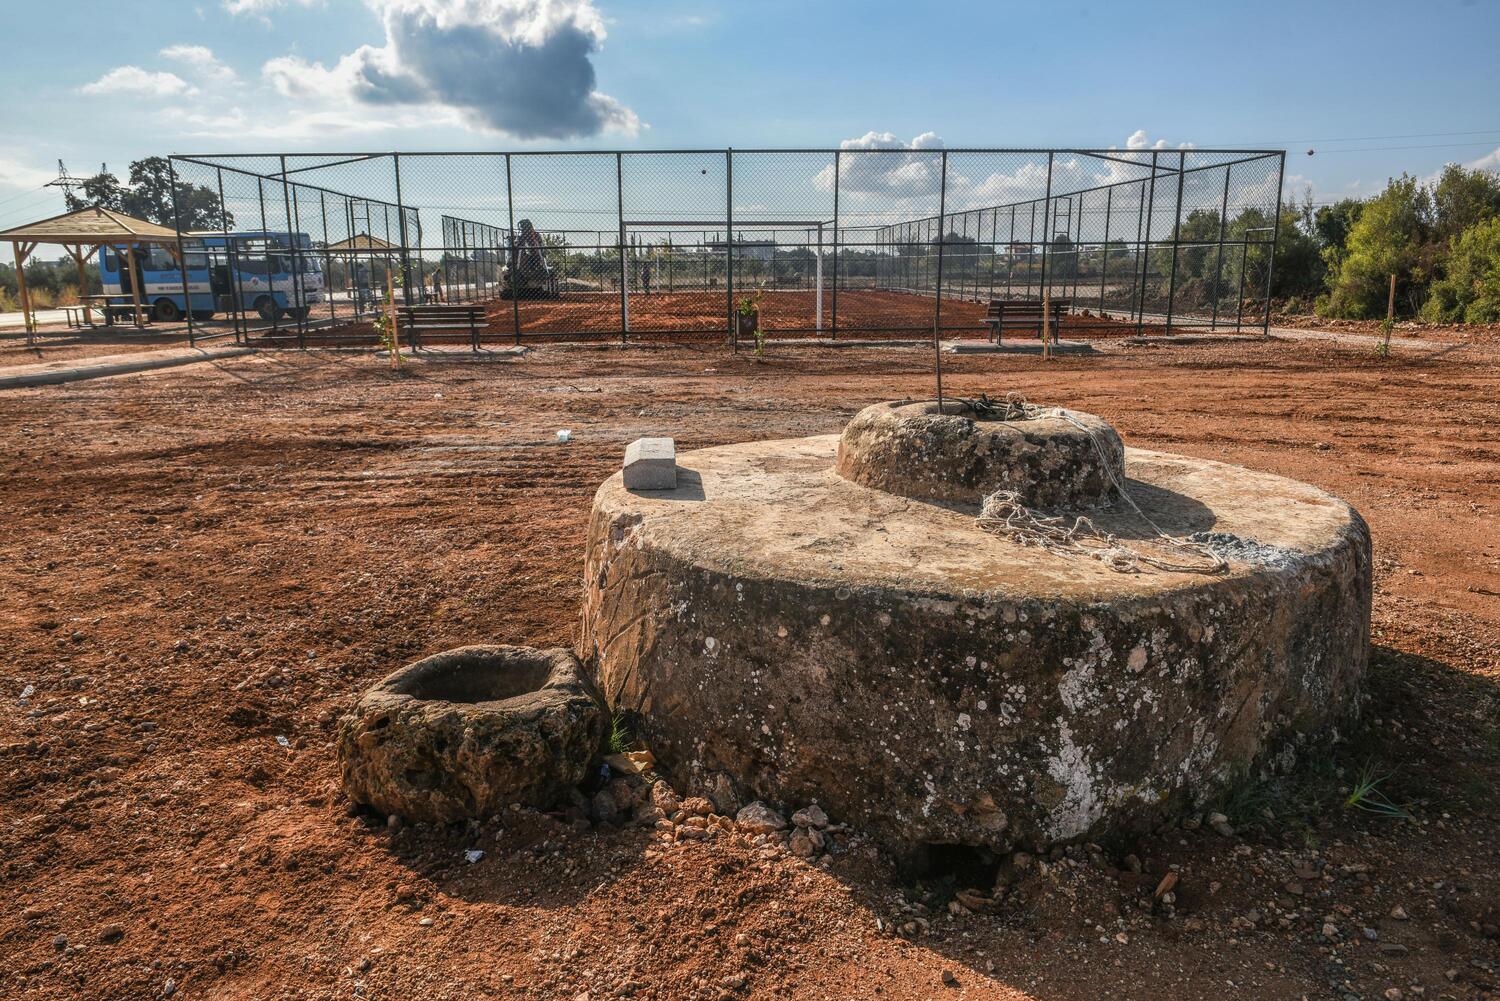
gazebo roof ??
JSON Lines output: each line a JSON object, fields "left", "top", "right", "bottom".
{"left": 324, "top": 232, "right": 400, "bottom": 252}
{"left": 0, "top": 205, "right": 181, "bottom": 246}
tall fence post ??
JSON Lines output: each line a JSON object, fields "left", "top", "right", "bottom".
{"left": 725, "top": 149, "right": 735, "bottom": 351}
{"left": 1098, "top": 185, "right": 1112, "bottom": 317}
{"left": 393, "top": 153, "right": 412, "bottom": 312}
{"left": 278, "top": 155, "right": 306, "bottom": 349}
{"left": 505, "top": 153, "right": 520, "bottom": 345}
{"left": 256, "top": 177, "right": 279, "bottom": 337}
{"left": 167, "top": 158, "right": 195, "bottom": 347}
{"left": 1135, "top": 151, "right": 1159, "bottom": 335}
{"left": 216, "top": 167, "right": 243, "bottom": 345}
{"left": 1163, "top": 151, "right": 1186, "bottom": 335}
{"left": 1039, "top": 152, "right": 1055, "bottom": 328}
{"left": 932, "top": 150, "right": 949, "bottom": 406}
{"left": 830, "top": 149, "right": 839, "bottom": 339}
{"left": 616, "top": 152, "right": 628, "bottom": 344}
{"left": 1263, "top": 152, "right": 1286, "bottom": 335}
{"left": 1211, "top": 164, "right": 1231, "bottom": 330}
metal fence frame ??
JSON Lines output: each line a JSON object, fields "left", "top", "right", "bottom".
{"left": 168, "top": 147, "right": 1285, "bottom": 347}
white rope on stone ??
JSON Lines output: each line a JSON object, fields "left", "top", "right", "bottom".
{"left": 969, "top": 393, "right": 1228, "bottom": 575}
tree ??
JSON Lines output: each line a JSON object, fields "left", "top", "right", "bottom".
{"left": 1431, "top": 164, "right": 1500, "bottom": 242}
{"left": 1321, "top": 175, "right": 1432, "bottom": 318}
{"left": 64, "top": 157, "right": 232, "bottom": 231}
{"left": 1420, "top": 216, "right": 1500, "bottom": 323}
{"left": 1313, "top": 198, "right": 1363, "bottom": 254}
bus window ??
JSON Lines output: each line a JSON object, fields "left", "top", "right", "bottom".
{"left": 145, "top": 246, "right": 177, "bottom": 272}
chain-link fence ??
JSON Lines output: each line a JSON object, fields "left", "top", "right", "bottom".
{"left": 167, "top": 148, "right": 1284, "bottom": 347}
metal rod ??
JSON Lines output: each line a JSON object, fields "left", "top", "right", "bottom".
{"left": 505, "top": 153, "right": 520, "bottom": 345}
{"left": 933, "top": 150, "right": 948, "bottom": 406}
{"left": 279, "top": 155, "right": 306, "bottom": 348}
{"left": 1136, "top": 152, "right": 1158, "bottom": 335}
{"left": 1263, "top": 153, "right": 1286, "bottom": 335}
{"left": 216, "top": 167, "right": 242, "bottom": 344}
{"left": 725, "top": 149, "right": 734, "bottom": 350}
{"left": 1163, "top": 151, "right": 1186, "bottom": 335}
{"left": 167, "top": 158, "right": 195, "bottom": 346}
{"left": 319, "top": 189, "right": 335, "bottom": 328}
{"left": 257, "top": 177, "right": 278, "bottom": 336}
{"left": 616, "top": 152, "right": 627, "bottom": 344}
{"left": 1211, "top": 164, "right": 1231, "bottom": 330}
{"left": 1099, "top": 185, "right": 1112, "bottom": 315}
{"left": 393, "top": 154, "right": 412, "bottom": 314}
{"left": 830, "top": 150, "right": 839, "bottom": 339}
{"left": 1039, "top": 152, "right": 1055, "bottom": 340}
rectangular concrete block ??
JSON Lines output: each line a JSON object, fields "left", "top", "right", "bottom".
{"left": 623, "top": 437, "right": 677, "bottom": 490}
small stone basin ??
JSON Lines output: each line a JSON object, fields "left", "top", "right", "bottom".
{"left": 338, "top": 645, "right": 605, "bottom": 822}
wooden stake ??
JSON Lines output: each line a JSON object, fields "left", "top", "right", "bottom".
{"left": 1385, "top": 272, "right": 1397, "bottom": 353}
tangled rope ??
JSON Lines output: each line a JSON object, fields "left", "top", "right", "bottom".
{"left": 970, "top": 393, "right": 1228, "bottom": 575}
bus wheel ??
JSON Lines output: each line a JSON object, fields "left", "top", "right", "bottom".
{"left": 254, "top": 297, "right": 283, "bottom": 321}
{"left": 152, "top": 298, "right": 182, "bottom": 322}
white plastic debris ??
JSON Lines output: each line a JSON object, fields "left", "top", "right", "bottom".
{"left": 275, "top": 735, "right": 290, "bottom": 747}
{"left": 556, "top": 429, "right": 573, "bottom": 443}
{"left": 20, "top": 684, "right": 35, "bottom": 700}
{"left": 464, "top": 849, "right": 484, "bottom": 864}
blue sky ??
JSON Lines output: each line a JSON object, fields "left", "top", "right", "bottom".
{"left": 3, "top": 0, "right": 1499, "bottom": 232}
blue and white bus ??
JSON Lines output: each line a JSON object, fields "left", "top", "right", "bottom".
{"left": 99, "top": 231, "right": 326, "bottom": 322}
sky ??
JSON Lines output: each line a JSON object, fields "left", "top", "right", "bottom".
{"left": 3, "top": 0, "right": 1500, "bottom": 234}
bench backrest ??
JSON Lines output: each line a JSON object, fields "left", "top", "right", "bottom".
{"left": 985, "top": 299, "right": 1069, "bottom": 318}
{"left": 398, "top": 305, "right": 486, "bottom": 321}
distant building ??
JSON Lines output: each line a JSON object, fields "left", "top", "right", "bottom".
{"left": 705, "top": 238, "right": 775, "bottom": 263}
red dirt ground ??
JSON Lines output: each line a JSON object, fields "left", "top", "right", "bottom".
{"left": 1, "top": 337, "right": 1498, "bottom": 1000}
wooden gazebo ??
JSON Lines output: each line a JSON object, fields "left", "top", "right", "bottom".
{"left": 0, "top": 206, "right": 184, "bottom": 342}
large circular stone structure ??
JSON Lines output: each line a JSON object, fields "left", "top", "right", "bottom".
{"left": 579, "top": 401, "right": 1371, "bottom": 854}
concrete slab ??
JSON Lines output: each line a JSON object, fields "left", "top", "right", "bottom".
{"left": 942, "top": 339, "right": 1096, "bottom": 355}
{"left": 760, "top": 338, "right": 928, "bottom": 349}
{"left": 0, "top": 346, "right": 254, "bottom": 390}
{"left": 623, "top": 437, "right": 677, "bottom": 490}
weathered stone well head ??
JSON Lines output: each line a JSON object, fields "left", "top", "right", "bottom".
{"left": 836, "top": 399, "right": 1124, "bottom": 508}
{"left": 580, "top": 400, "right": 1371, "bottom": 857}
{"left": 339, "top": 645, "right": 605, "bottom": 823}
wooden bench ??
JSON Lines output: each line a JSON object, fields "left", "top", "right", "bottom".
{"left": 396, "top": 303, "right": 488, "bottom": 350}
{"left": 982, "top": 298, "right": 1070, "bottom": 344}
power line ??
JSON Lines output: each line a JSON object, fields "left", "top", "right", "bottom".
{"left": 1222, "top": 128, "right": 1500, "bottom": 146}
{"left": 1308, "top": 140, "right": 1500, "bottom": 155}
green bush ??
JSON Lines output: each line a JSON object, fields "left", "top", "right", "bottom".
{"left": 1420, "top": 216, "right": 1500, "bottom": 324}
{"left": 1322, "top": 175, "right": 1431, "bottom": 319}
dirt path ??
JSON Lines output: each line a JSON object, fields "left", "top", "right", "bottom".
{"left": 1, "top": 339, "right": 1497, "bottom": 1000}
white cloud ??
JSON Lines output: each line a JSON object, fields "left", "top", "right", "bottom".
{"left": 1461, "top": 145, "right": 1500, "bottom": 173}
{"left": 813, "top": 132, "right": 946, "bottom": 196}
{"left": 165, "top": 102, "right": 458, "bottom": 142}
{"left": 259, "top": 0, "right": 639, "bottom": 139}
{"left": 81, "top": 66, "right": 196, "bottom": 97}
{"left": 0, "top": 157, "right": 55, "bottom": 192}
{"left": 161, "top": 45, "right": 237, "bottom": 83}
{"left": 223, "top": 0, "right": 320, "bottom": 15}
